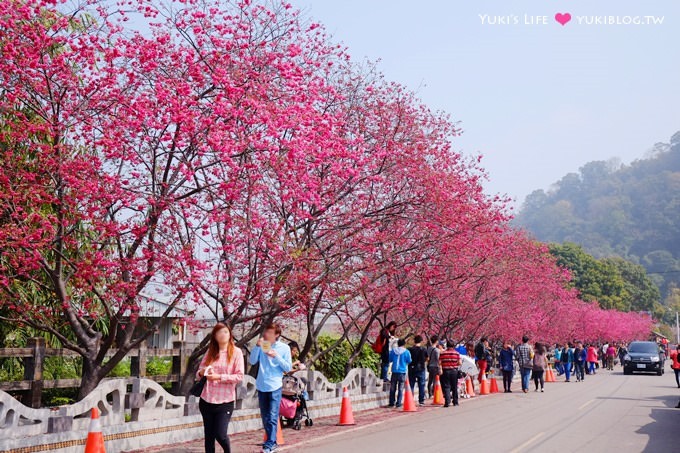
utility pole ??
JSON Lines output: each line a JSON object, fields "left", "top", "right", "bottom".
{"left": 676, "top": 311, "right": 679, "bottom": 344}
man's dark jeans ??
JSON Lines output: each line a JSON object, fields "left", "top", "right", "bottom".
{"left": 441, "top": 368, "right": 459, "bottom": 406}
{"left": 389, "top": 372, "right": 406, "bottom": 406}
{"left": 408, "top": 368, "right": 426, "bottom": 404}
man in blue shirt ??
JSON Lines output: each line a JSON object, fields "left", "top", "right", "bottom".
{"left": 388, "top": 338, "right": 412, "bottom": 408}
{"left": 249, "top": 323, "right": 292, "bottom": 453}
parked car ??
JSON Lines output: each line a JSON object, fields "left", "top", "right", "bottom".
{"left": 622, "top": 341, "right": 665, "bottom": 376}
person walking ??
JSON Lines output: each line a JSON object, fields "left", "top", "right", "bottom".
{"left": 671, "top": 345, "right": 680, "bottom": 388}
{"left": 553, "top": 344, "right": 564, "bottom": 376}
{"left": 561, "top": 343, "right": 573, "bottom": 382}
{"left": 426, "top": 335, "right": 441, "bottom": 398}
{"left": 586, "top": 344, "right": 598, "bottom": 375}
{"left": 388, "top": 338, "right": 412, "bottom": 408}
{"left": 474, "top": 337, "right": 490, "bottom": 385}
{"left": 196, "top": 323, "right": 245, "bottom": 453}
{"left": 439, "top": 340, "right": 462, "bottom": 407}
{"left": 601, "top": 342, "right": 609, "bottom": 369}
{"left": 408, "top": 335, "right": 427, "bottom": 406}
{"left": 532, "top": 343, "right": 546, "bottom": 392}
{"left": 499, "top": 340, "right": 515, "bottom": 393}
{"left": 618, "top": 343, "right": 628, "bottom": 368}
{"left": 573, "top": 342, "right": 586, "bottom": 382}
{"left": 606, "top": 343, "right": 617, "bottom": 371}
{"left": 249, "top": 323, "right": 292, "bottom": 453}
{"left": 516, "top": 335, "right": 534, "bottom": 393}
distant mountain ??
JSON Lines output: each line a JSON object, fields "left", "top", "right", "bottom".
{"left": 515, "top": 131, "right": 680, "bottom": 299}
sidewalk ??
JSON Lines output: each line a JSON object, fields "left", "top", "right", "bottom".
{"left": 129, "top": 404, "right": 440, "bottom": 453}
{"left": 126, "top": 374, "right": 509, "bottom": 453}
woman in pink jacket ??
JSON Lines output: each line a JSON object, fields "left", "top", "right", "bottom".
{"left": 197, "top": 323, "right": 244, "bottom": 453}
{"left": 586, "top": 344, "right": 598, "bottom": 375}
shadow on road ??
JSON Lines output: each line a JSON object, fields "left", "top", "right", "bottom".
{"left": 637, "top": 404, "right": 680, "bottom": 452}
{"left": 647, "top": 394, "right": 678, "bottom": 408}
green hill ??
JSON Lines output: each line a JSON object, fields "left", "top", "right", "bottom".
{"left": 516, "top": 131, "right": 680, "bottom": 300}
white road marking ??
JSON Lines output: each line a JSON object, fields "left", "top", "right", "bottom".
{"left": 579, "top": 399, "right": 595, "bottom": 410}
{"left": 510, "top": 432, "right": 545, "bottom": 453}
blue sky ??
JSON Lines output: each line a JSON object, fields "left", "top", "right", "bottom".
{"left": 289, "top": 0, "right": 680, "bottom": 207}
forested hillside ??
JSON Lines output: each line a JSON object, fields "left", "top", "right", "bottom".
{"left": 516, "top": 131, "right": 680, "bottom": 300}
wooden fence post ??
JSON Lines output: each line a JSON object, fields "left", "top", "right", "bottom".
{"left": 130, "top": 346, "right": 147, "bottom": 378}
{"left": 171, "top": 341, "right": 186, "bottom": 395}
{"left": 22, "top": 338, "right": 45, "bottom": 408}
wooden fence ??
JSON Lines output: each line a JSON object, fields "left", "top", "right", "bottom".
{"left": 0, "top": 338, "right": 191, "bottom": 408}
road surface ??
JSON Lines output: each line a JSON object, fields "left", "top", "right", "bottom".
{"left": 296, "top": 370, "right": 679, "bottom": 453}
{"left": 143, "top": 369, "right": 679, "bottom": 452}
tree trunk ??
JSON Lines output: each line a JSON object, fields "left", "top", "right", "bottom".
{"left": 78, "top": 359, "right": 104, "bottom": 400}
{"left": 180, "top": 337, "right": 210, "bottom": 396}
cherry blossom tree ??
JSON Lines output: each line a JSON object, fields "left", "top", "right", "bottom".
{"left": 0, "top": 0, "right": 652, "bottom": 401}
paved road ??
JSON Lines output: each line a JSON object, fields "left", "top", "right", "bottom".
{"left": 294, "top": 370, "right": 679, "bottom": 453}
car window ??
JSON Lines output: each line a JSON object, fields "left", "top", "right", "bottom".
{"left": 628, "top": 343, "right": 658, "bottom": 354}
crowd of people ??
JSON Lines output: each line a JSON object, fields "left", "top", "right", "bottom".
{"left": 551, "top": 341, "right": 630, "bottom": 381}
{"left": 373, "top": 322, "right": 672, "bottom": 407}
{"left": 190, "top": 319, "right": 678, "bottom": 453}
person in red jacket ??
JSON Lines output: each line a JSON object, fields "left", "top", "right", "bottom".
{"left": 586, "top": 344, "right": 598, "bottom": 375}
{"left": 670, "top": 344, "right": 680, "bottom": 388}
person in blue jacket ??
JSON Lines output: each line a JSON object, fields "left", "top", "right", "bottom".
{"left": 388, "top": 338, "right": 412, "bottom": 408}
{"left": 553, "top": 344, "right": 564, "bottom": 376}
{"left": 249, "top": 323, "right": 292, "bottom": 453}
{"left": 573, "top": 341, "right": 587, "bottom": 382}
{"left": 499, "top": 340, "right": 515, "bottom": 393}
{"left": 560, "top": 343, "right": 574, "bottom": 382}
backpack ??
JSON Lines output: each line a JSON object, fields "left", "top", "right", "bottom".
{"left": 474, "top": 343, "right": 485, "bottom": 360}
{"left": 409, "top": 346, "right": 426, "bottom": 372}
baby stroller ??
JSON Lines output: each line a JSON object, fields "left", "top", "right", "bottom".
{"left": 280, "top": 374, "right": 313, "bottom": 430}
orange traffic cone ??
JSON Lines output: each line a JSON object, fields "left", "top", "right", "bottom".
{"left": 465, "top": 376, "right": 476, "bottom": 397}
{"left": 337, "top": 386, "right": 356, "bottom": 426}
{"left": 432, "top": 375, "right": 445, "bottom": 405}
{"left": 489, "top": 376, "right": 499, "bottom": 393}
{"left": 402, "top": 377, "right": 417, "bottom": 412}
{"left": 545, "top": 366, "right": 555, "bottom": 383}
{"left": 262, "top": 418, "right": 285, "bottom": 445}
{"left": 480, "top": 376, "right": 490, "bottom": 395}
{"left": 84, "top": 407, "right": 105, "bottom": 453}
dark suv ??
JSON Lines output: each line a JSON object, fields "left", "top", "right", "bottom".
{"left": 622, "top": 341, "right": 665, "bottom": 375}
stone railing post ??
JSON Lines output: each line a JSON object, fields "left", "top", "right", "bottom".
{"left": 22, "top": 338, "right": 45, "bottom": 408}
{"left": 47, "top": 407, "right": 73, "bottom": 433}
{"left": 126, "top": 378, "right": 146, "bottom": 422}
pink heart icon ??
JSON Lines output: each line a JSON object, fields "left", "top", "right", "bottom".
{"left": 555, "top": 12, "right": 571, "bottom": 26}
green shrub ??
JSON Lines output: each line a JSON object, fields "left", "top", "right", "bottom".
{"left": 107, "top": 358, "right": 131, "bottom": 377}
{"left": 0, "top": 357, "right": 24, "bottom": 381}
{"left": 311, "top": 335, "right": 380, "bottom": 382}
{"left": 43, "top": 357, "right": 81, "bottom": 380}
{"left": 146, "top": 357, "right": 172, "bottom": 376}
{"left": 43, "top": 388, "right": 78, "bottom": 407}
{"left": 45, "top": 395, "right": 76, "bottom": 407}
